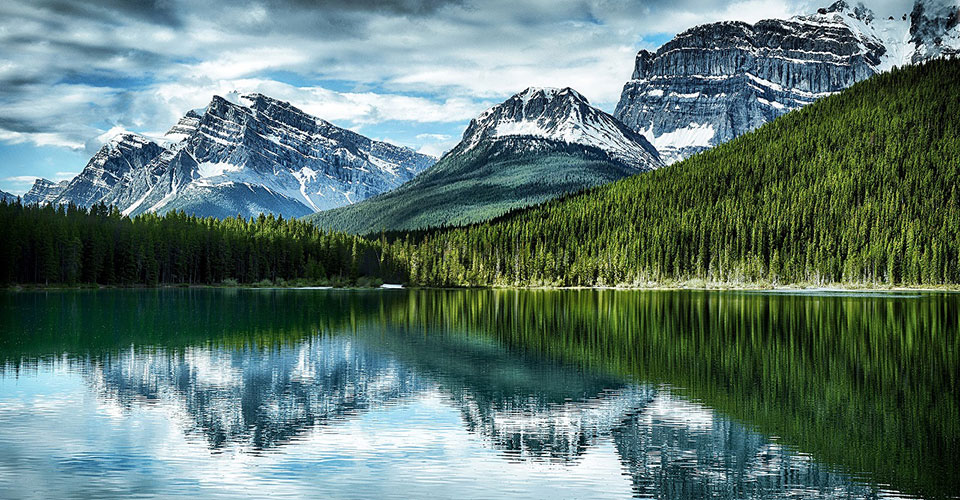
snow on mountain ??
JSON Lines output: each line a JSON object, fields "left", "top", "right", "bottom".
{"left": 38, "top": 93, "right": 435, "bottom": 219}
{"left": 55, "top": 133, "right": 166, "bottom": 209}
{"left": 615, "top": 0, "right": 960, "bottom": 164}
{"left": 22, "top": 178, "right": 70, "bottom": 206}
{"left": 306, "top": 86, "right": 663, "bottom": 234}
{"left": 460, "top": 87, "right": 661, "bottom": 169}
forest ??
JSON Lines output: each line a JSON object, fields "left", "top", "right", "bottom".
{"left": 392, "top": 57, "right": 960, "bottom": 286}
{"left": 1, "top": 58, "right": 958, "bottom": 287}
{"left": 0, "top": 202, "right": 400, "bottom": 286}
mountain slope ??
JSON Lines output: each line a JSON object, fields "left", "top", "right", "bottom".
{"left": 615, "top": 0, "right": 960, "bottom": 163}
{"left": 306, "top": 87, "right": 661, "bottom": 234}
{"left": 22, "top": 178, "right": 69, "bottom": 206}
{"left": 396, "top": 58, "right": 960, "bottom": 286}
{"left": 55, "top": 133, "right": 165, "bottom": 208}
{"left": 40, "top": 92, "right": 435, "bottom": 219}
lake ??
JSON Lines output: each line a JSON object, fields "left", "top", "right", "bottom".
{"left": 0, "top": 288, "right": 957, "bottom": 499}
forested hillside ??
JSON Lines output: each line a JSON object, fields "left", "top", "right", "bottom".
{"left": 394, "top": 58, "right": 960, "bottom": 286}
{"left": 2, "top": 58, "right": 958, "bottom": 288}
{"left": 306, "top": 143, "right": 642, "bottom": 234}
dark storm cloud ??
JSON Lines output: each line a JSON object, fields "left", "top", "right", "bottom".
{"left": 276, "top": 0, "right": 466, "bottom": 15}
{"left": 0, "top": 116, "right": 50, "bottom": 135}
{"left": 38, "top": 0, "right": 183, "bottom": 26}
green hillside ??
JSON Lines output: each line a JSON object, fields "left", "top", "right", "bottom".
{"left": 395, "top": 58, "right": 960, "bottom": 286}
{"left": 304, "top": 139, "right": 643, "bottom": 234}
{"left": 3, "top": 60, "right": 958, "bottom": 289}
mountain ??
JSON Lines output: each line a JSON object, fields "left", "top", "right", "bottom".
{"left": 396, "top": 58, "right": 960, "bottom": 286}
{"left": 614, "top": 0, "right": 960, "bottom": 163}
{"left": 0, "top": 190, "right": 14, "bottom": 202}
{"left": 22, "top": 178, "right": 69, "bottom": 206}
{"left": 35, "top": 92, "right": 435, "bottom": 219}
{"left": 305, "top": 87, "right": 662, "bottom": 234}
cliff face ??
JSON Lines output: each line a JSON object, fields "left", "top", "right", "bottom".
{"left": 614, "top": 0, "right": 960, "bottom": 163}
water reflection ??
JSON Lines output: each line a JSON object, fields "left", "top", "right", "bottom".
{"left": 91, "top": 338, "right": 426, "bottom": 451}
{"left": 0, "top": 289, "right": 956, "bottom": 499}
{"left": 613, "top": 393, "right": 884, "bottom": 499}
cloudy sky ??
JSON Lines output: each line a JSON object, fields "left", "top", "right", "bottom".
{"left": 0, "top": 0, "right": 915, "bottom": 194}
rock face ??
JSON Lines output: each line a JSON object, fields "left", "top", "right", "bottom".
{"left": 615, "top": 0, "right": 960, "bottom": 163}
{"left": 458, "top": 87, "right": 661, "bottom": 168}
{"left": 58, "top": 133, "right": 165, "bottom": 209}
{"left": 910, "top": 0, "right": 960, "bottom": 62}
{"left": 306, "top": 87, "right": 662, "bottom": 234}
{"left": 32, "top": 92, "right": 435, "bottom": 219}
{"left": 22, "top": 178, "right": 69, "bottom": 206}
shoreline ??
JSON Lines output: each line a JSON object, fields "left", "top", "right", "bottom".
{"left": 5, "top": 282, "right": 960, "bottom": 293}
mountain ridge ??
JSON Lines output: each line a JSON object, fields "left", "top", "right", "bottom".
{"left": 614, "top": 0, "right": 960, "bottom": 163}
{"left": 305, "top": 86, "right": 662, "bottom": 234}
{"left": 24, "top": 93, "right": 436, "bottom": 219}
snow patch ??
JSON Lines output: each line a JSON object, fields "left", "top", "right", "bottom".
{"left": 197, "top": 162, "right": 243, "bottom": 178}
{"left": 645, "top": 122, "right": 716, "bottom": 152}
{"left": 757, "top": 97, "right": 786, "bottom": 109}
{"left": 222, "top": 90, "right": 242, "bottom": 106}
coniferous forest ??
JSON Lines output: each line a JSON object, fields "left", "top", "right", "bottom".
{"left": 0, "top": 203, "right": 400, "bottom": 286}
{"left": 1, "top": 58, "right": 959, "bottom": 288}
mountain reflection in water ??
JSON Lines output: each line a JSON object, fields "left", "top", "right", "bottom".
{"left": 0, "top": 288, "right": 955, "bottom": 499}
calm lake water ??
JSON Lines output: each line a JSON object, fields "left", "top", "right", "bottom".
{"left": 0, "top": 288, "right": 957, "bottom": 499}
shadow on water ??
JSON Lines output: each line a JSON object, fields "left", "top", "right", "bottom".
{"left": 0, "top": 288, "right": 957, "bottom": 498}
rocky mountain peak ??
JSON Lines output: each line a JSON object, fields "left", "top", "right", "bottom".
{"left": 517, "top": 86, "right": 588, "bottom": 104}
{"left": 22, "top": 178, "right": 69, "bottom": 206}
{"left": 458, "top": 86, "right": 661, "bottom": 169}
{"left": 102, "top": 132, "right": 158, "bottom": 152}
{"left": 816, "top": 1, "right": 875, "bottom": 23}
{"left": 36, "top": 92, "right": 436, "bottom": 219}
{"left": 614, "top": 0, "right": 960, "bottom": 164}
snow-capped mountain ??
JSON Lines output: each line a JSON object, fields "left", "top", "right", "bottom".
{"left": 0, "top": 189, "right": 14, "bottom": 201}
{"left": 306, "top": 87, "right": 662, "bottom": 234}
{"left": 22, "top": 178, "right": 69, "bottom": 206}
{"left": 615, "top": 0, "right": 960, "bottom": 163}
{"left": 31, "top": 92, "right": 435, "bottom": 219}
{"left": 58, "top": 133, "right": 165, "bottom": 209}
{"left": 457, "top": 87, "right": 661, "bottom": 168}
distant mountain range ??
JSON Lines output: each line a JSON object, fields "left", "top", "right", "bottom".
{"left": 304, "top": 87, "right": 662, "bottom": 234}
{"left": 614, "top": 0, "right": 960, "bottom": 163}
{"left": 15, "top": 0, "right": 959, "bottom": 224}
{"left": 21, "top": 92, "right": 435, "bottom": 219}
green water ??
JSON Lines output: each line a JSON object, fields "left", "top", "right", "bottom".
{"left": 0, "top": 288, "right": 957, "bottom": 499}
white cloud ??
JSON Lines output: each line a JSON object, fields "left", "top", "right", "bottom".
{"left": 416, "top": 133, "right": 452, "bottom": 141}
{"left": 0, "top": 0, "right": 907, "bottom": 167}
{"left": 4, "top": 175, "right": 41, "bottom": 183}
{"left": 54, "top": 171, "right": 79, "bottom": 181}
{"left": 414, "top": 133, "right": 459, "bottom": 157}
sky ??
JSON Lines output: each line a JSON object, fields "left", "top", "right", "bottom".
{"left": 0, "top": 0, "right": 917, "bottom": 195}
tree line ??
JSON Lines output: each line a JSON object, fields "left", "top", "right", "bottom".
{"left": 1, "top": 58, "right": 958, "bottom": 287}
{"left": 0, "top": 201, "right": 401, "bottom": 286}
{"left": 388, "top": 58, "right": 960, "bottom": 286}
